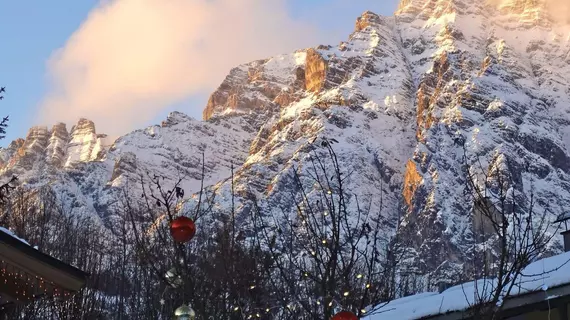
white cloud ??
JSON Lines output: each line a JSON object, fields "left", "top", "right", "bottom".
{"left": 38, "top": 0, "right": 321, "bottom": 136}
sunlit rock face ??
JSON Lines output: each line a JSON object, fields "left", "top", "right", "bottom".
{"left": 65, "top": 118, "right": 107, "bottom": 166}
{"left": 0, "top": 119, "right": 109, "bottom": 174}
{"left": 46, "top": 123, "right": 69, "bottom": 167}
{"left": 3, "top": 0, "right": 570, "bottom": 282}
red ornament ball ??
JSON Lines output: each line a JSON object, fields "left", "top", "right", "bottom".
{"left": 170, "top": 216, "right": 196, "bottom": 243}
{"left": 332, "top": 311, "right": 358, "bottom": 320}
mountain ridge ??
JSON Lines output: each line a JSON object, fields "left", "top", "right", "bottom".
{"left": 2, "top": 2, "right": 570, "bottom": 283}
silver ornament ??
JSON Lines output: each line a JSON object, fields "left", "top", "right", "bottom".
{"left": 174, "top": 303, "right": 196, "bottom": 320}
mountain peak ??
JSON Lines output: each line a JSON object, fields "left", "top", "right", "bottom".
{"left": 161, "top": 111, "right": 193, "bottom": 127}
{"left": 202, "top": 10, "right": 394, "bottom": 122}
{"left": 66, "top": 118, "right": 107, "bottom": 165}
{"left": 202, "top": 52, "right": 307, "bottom": 121}
{"left": 0, "top": 118, "right": 109, "bottom": 172}
{"left": 396, "top": 0, "right": 466, "bottom": 22}
{"left": 396, "top": 0, "right": 565, "bottom": 28}
{"left": 70, "top": 118, "right": 97, "bottom": 136}
{"left": 355, "top": 11, "right": 382, "bottom": 32}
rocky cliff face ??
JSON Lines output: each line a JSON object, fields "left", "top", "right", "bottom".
{"left": 0, "top": 119, "right": 107, "bottom": 174}
{"left": 394, "top": 0, "right": 570, "bottom": 279}
{"left": 202, "top": 51, "right": 307, "bottom": 121}
{"left": 2, "top": 0, "right": 570, "bottom": 281}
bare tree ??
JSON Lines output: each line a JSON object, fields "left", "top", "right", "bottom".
{"left": 249, "top": 137, "right": 402, "bottom": 320}
{"left": 0, "top": 87, "right": 17, "bottom": 204}
{"left": 117, "top": 161, "right": 274, "bottom": 318}
{"left": 461, "top": 145, "right": 559, "bottom": 319}
{"left": 0, "top": 185, "right": 113, "bottom": 319}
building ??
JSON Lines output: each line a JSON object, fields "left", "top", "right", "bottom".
{"left": 365, "top": 244, "right": 570, "bottom": 319}
{"left": 0, "top": 227, "right": 88, "bottom": 315}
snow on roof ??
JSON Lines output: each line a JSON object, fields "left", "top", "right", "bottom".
{"left": 365, "top": 251, "right": 570, "bottom": 320}
{"left": 0, "top": 226, "right": 30, "bottom": 246}
{"left": 365, "top": 279, "right": 496, "bottom": 320}
{"left": 511, "top": 251, "right": 570, "bottom": 296}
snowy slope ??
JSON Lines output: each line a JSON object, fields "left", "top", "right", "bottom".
{"left": 0, "top": 113, "right": 254, "bottom": 223}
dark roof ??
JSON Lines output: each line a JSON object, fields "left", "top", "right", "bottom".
{"left": 0, "top": 229, "right": 89, "bottom": 282}
{"left": 554, "top": 212, "right": 570, "bottom": 224}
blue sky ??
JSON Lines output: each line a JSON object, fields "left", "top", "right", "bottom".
{"left": 0, "top": 0, "right": 399, "bottom": 145}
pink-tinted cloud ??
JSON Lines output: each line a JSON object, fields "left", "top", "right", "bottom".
{"left": 38, "top": 0, "right": 321, "bottom": 136}
{"left": 546, "top": 0, "right": 570, "bottom": 23}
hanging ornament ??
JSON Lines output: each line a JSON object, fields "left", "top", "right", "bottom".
{"left": 174, "top": 303, "right": 196, "bottom": 320}
{"left": 332, "top": 310, "right": 358, "bottom": 320}
{"left": 165, "top": 267, "right": 183, "bottom": 288}
{"left": 170, "top": 216, "right": 196, "bottom": 243}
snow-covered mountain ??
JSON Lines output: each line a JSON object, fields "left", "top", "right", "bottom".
{"left": 3, "top": 0, "right": 570, "bottom": 280}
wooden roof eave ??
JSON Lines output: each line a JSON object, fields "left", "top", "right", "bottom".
{"left": 0, "top": 230, "right": 88, "bottom": 293}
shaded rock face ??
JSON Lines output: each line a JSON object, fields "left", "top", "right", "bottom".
{"left": 3, "top": 2, "right": 570, "bottom": 285}
{"left": 110, "top": 152, "right": 137, "bottom": 182}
